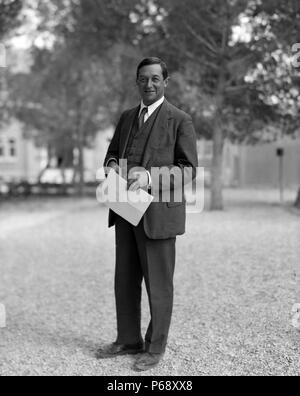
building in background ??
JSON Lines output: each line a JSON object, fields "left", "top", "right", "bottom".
{"left": 0, "top": 119, "right": 47, "bottom": 183}
{"left": 197, "top": 137, "right": 300, "bottom": 189}
{"left": 0, "top": 119, "right": 113, "bottom": 185}
{"left": 238, "top": 139, "right": 300, "bottom": 189}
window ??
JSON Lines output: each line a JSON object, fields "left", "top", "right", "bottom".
{"left": 0, "top": 137, "right": 18, "bottom": 161}
{"left": 0, "top": 138, "right": 4, "bottom": 157}
{"left": 8, "top": 138, "right": 16, "bottom": 157}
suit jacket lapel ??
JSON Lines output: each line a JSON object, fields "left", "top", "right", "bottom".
{"left": 120, "top": 106, "right": 140, "bottom": 158}
{"left": 141, "top": 100, "right": 173, "bottom": 168}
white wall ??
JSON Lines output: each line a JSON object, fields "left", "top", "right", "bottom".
{"left": 0, "top": 119, "right": 45, "bottom": 182}
{"left": 83, "top": 127, "right": 114, "bottom": 181}
{"left": 239, "top": 139, "right": 300, "bottom": 188}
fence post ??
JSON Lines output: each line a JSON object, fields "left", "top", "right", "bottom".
{"left": 276, "top": 147, "right": 285, "bottom": 204}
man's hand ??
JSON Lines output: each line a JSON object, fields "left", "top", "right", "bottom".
{"left": 107, "top": 160, "right": 120, "bottom": 175}
{"left": 128, "top": 170, "right": 149, "bottom": 191}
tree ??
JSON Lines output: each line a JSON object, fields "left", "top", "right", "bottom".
{"left": 0, "top": 0, "right": 22, "bottom": 123}
{"left": 237, "top": 0, "right": 300, "bottom": 206}
{"left": 135, "top": 0, "right": 272, "bottom": 209}
{"left": 11, "top": 0, "right": 143, "bottom": 193}
{"left": 12, "top": 44, "right": 109, "bottom": 194}
{"left": 34, "top": 0, "right": 144, "bottom": 125}
{"left": 132, "top": 0, "right": 300, "bottom": 209}
{"left": 261, "top": 0, "right": 300, "bottom": 208}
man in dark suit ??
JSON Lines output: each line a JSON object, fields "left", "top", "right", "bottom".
{"left": 96, "top": 58, "right": 198, "bottom": 372}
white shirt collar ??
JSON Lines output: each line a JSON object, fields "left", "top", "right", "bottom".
{"left": 139, "top": 96, "right": 165, "bottom": 117}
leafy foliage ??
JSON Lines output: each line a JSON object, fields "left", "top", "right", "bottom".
{"left": 0, "top": 0, "right": 22, "bottom": 125}
{"left": 0, "top": 0, "right": 22, "bottom": 39}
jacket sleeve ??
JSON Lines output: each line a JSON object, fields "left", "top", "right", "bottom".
{"left": 103, "top": 112, "right": 125, "bottom": 168}
{"left": 150, "top": 114, "right": 198, "bottom": 196}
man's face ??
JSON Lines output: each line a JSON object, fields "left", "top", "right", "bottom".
{"left": 137, "top": 64, "right": 169, "bottom": 106}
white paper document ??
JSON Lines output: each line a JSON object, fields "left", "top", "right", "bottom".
{"left": 97, "top": 170, "right": 154, "bottom": 226}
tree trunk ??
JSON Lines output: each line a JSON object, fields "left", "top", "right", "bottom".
{"left": 210, "top": 121, "right": 224, "bottom": 210}
{"left": 60, "top": 162, "right": 67, "bottom": 195}
{"left": 77, "top": 140, "right": 85, "bottom": 196}
{"left": 295, "top": 188, "right": 300, "bottom": 209}
{"left": 74, "top": 124, "right": 85, "bottom": 197}
{"left": 210, "top": 53, "right": 227, "bottom": 211}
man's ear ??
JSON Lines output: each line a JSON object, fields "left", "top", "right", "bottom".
{"left": 164, "top": 77, "right": 170, "bottom": 88}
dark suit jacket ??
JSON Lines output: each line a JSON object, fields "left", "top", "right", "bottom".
{"left": 104, "top": 100, "right": 198, "bottom": 240}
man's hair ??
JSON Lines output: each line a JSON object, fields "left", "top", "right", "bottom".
{"left": 136, "top": 57, "right": 169, "bottom": 80}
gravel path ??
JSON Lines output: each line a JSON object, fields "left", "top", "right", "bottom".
{"left": 0, "top": 191, "right": 299, "bottom": 376}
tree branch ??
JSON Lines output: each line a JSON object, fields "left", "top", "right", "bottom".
{"left": 183, "top": 21, "right": 218, "bottom": 56}
{"left": 188, "top": 11, "right": 220, "bottom": 50}
{"left": 225, "top": 84, "right": 250, "bottom": 94}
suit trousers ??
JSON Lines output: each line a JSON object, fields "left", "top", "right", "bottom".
{"left": 114, "top": 215, "right": 176, "bottom": 354}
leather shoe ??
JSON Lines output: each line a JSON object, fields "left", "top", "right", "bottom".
{"left": 96, "top": 342, "right": 144, "bottom": 359}
{"left": 133, "top": 352, "right": 164, "bottom": 372}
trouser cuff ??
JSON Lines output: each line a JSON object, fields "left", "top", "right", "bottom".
{"left": 145, "top": 341, "right": 166, "bottom": 354}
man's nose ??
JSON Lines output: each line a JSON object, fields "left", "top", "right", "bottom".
{"left": 146, "top": 79, "right": 153, "bottom": 88}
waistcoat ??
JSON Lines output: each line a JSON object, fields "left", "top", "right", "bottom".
{"left": 124, "top": 105, "right": 162, "bottom": 172}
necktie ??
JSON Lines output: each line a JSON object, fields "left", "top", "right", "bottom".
{"left": 138, "top": 107, "right": 148, "bottom": 131}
